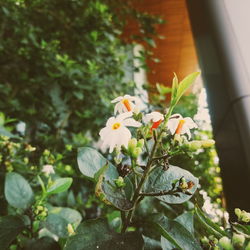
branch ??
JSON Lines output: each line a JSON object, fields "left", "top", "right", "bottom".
{"left": 139, "top": 189, "right": 179, "bottom": 197}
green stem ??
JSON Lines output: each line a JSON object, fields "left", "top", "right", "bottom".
{"left": 121, "top": 106, "right": 175, "bottom": 233}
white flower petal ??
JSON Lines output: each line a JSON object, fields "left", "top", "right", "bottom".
{"left": 106, "top": 117, "right": 116, "bottom": 127}
{"left": 123, "top": 118, "right": 142, "bottom": 127}
{"left": 116, "top": 112, "right": 133, "bottom": 122}
{"left": 184, "top": 117, "right": 197, "bottom": 129}
{"left": 167, "top": 119, "right": 179, "bottom": 135}
{"left": 111, "top": 96, "right": 123, "bottom": 103}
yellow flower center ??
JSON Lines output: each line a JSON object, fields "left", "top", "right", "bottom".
{"left": 112, "top": 122, "right": 121, "bottom": 130}
{"left": 122, "top": 99, "right": 132, "bottom": 111}
{"left": 175, "top": 119, "right": 185, "bottom": 134}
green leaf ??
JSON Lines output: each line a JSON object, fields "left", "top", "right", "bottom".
{"left": 143, "top": 165, "right": 198, "bottom": 204}
{"left": 143, "top": 235, "right": 162, "bottom": 250}
{"left": 194, "top": 206, "right": 229, "bottom": 238}
{"left": 156, "top": 83, "right": 171, "bottom": 95}
{"left": 95, "top": 174, "right": 133, "bottom": 211}
{"left": 0, "top": 215, "right": 26, "bottom": 250}
{"left": 175, "top": 211, "right": 194, "bottom": 235}
{"left": 77, "top": 147, "right": 118, "bottom": 181}
{"left": 49, "top": 207, "right": 82, "bottom": 227}
{"left": 46, "top": 178, "right": 72, "bottom": 195}
{"left": 175, "top": 72, "right": 200, "bottom": 104}
{"left": 4, "top": 172, "right": 34, "bottom": 209}
{"left": 171, "top": 73, "right": 178, "bottom": 104}
{"left": 44, "top": 214, "right": 68, "bottom": 238}
{"left": 25, "top": 236, "right": 61, "bottom": 250}
{"left": 150, "top": 215, "right": 202, "bottom": 250}
{"left": 0, "top": 126, "right": 17, "bottom": 138}
{"left": 64, "top": 218, "right": 144, "bottom": 250}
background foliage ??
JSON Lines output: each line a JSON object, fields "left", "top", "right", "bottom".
{"left": 0, "top": 0, "right": 162, "bottom": 151}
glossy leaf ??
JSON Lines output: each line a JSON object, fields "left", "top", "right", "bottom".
{"left": 4, "top": 172, "right": 34, "bottom": 209}
{"left": 47, "top": 178, "right": 72, "bottom": 195}
{"left": 44, "top": 214, "right": 68, "bottom": 238}
{"left": 175, "top": 211, "right": 194, "bottom": 235}
{"left": 49, "top": 207, "right": 82, "bottom": 226}
{"left": 150, "top": 215, "right": 202, "bottom": 250}
{"left": 175, "top": 72, "right": 200, "bottom": 105}
{"left": 143, "top": 165, "right": 198, "bottom": 204}
{"left": 95, "top": 174, "right": 133, "bottom": 211}
{"left": 77, "top": 147, "right": 118, "bottom": 181}
{"left": 194, "top": 206, "right": 229, "bottom": 238}
{"left": 0, "top": 215, "right": 26, "bottom": 250}
{"left": 64, "top": 218, "right": 144, "bottom": 250}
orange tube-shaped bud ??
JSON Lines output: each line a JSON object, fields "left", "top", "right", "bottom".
{"left": 122, "top": 99, "right": 132, "bottom": 111}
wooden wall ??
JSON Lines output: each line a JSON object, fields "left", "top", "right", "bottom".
{"left": 124, "top": 0, "right": 198, "bottom": 86}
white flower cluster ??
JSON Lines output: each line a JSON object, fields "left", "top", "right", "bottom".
{"left": 99, "top": 94, "right": 197, "bottom": 153}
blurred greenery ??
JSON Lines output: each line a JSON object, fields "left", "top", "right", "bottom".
{"left": 0, "top": 0, "right": 162, "bottom": 152}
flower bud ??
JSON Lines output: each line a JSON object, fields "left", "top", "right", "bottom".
{"left": 232, "top": 233, "right": 245, "bottom": 247}
{"left": 179, "top": 178, "right": 188, "bottom": 190}
{"left": 201, "top": 139, "right": 215, "bottom": 148}
{"left": 241, "top": 210, "right": 250, "bottom": 223}
{"left": 128, "top": 138, "right": 137, "bottom": 152}
{"left": 114, "top": 176, "right": 126, "bottom": 188}
{"left": 131, "top": 147, "right": 142, "bottom": 159}
{"left": 218, "top": 237, "right": 233, "bottom": 250}
{"left": 37, "top": 205, "right": 44, "bottom": 211}
{"left": 67, "top": 224, "right": 75, "bottom": 236}
{"left": 137, "top": 139, "right": 144, "bottom": 148}
{"left": 186, "top": 140, "right": 202, "bottom": 151}
{"left": 246, "top": 241, "right": 250, "bottom": 250}
{"left": 235, "top": 208, "right": 250, "bottom": 223}
{"left": 200, "top": 236, "right": 209, "bottom": 246}
{"left": 235, "top": 208, "right": 241, "bottom": 218}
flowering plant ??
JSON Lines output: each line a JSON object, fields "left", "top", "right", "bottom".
{"left": 67, "top": 72, "right": 228, "bottom": 249}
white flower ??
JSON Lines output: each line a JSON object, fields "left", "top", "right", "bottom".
{"left": 143, "top": 111, "right": 164, "bottom": 131}
{"left": 99, "top": 112, "right": 142, "bottom": 153}
{"left": 42, "top": 165, "right": 55, "bottom": 175}
{"left": 167, "top": 114, "right": 197, "bottom": 139}
{"left": 111, "top": 94, "right": 140, "bottom": 114}
{"left": 143, "top": 111, "right": 164, "bottom": 123}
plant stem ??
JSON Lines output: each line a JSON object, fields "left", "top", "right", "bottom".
{"left": 121, "top": 107, "right": 174, "bottom": 233}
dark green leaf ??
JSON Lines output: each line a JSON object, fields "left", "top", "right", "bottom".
{"left": 65, "top": 218, "right": 144, "bottom": 250}
{"left": 95, "top": 174, "right": 133, "bottom": 211}
{"left": 194, "top": 206, "right": 229, "bottom": 238}
{"left": 0, "top": 215, "right": 26, "bottom": 250}
{"left": 44, "top": 214, "right": 68, "bottom": 238}
{"left": 144, "top": 165, "right": 198, "bottom": 204}
{"left": 175, "top": 211, "right": 194, "bottom": 235}
{"left": 46, "top": 178, "right": 72, "bottom": 195}
{"left": 77, "top": 147, "right": 118, "bottom": 181}
{"left": 25, "top": 237, "right": 60, "bottom": 250}
{"left": 4, "top": 172, "right": 34, "bottom": 209}
{"left": 150, "top": 215, "right": 202, "bottom": 250}
{"left": 49, "top": 207, "right": 82, "bottom": 226}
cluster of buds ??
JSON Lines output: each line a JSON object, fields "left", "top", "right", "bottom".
{"left": 235, "top": 208, "right": 250, "bottom": 223}
{"left": 178, "top": 177, "right": 194, "bottom": 192}
{"left": 33, "top": 204, "right": 48, "bottom": 221}
{"left": 24, "top": 144, "right": 36, "bottom": 152}
{"left": 127, "top": 138, "right": 144, "bottom": 159}
{"left": 184, "top": 139, "right": 215, "bottom": 151}
{"left": 43, "top": 149, "right": 55, "bottom": 165}
{"left": 114, "top": 176, "right": 126, "bottom": 188}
